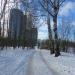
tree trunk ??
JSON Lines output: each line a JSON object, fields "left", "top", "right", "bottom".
{"left": 0, "top": 21, "right": 1, "bottom": 36}
{"left": 53, "top": 15, "right": 60, "bottom": 57}
{"left": 2, "top": 23, "right": 4, "bottom": 37}
{"left": 47, "top": 14, "right": 54, "bottom": 54}
{"left": 2, "top": 13, "right": 5, "bottom": 37}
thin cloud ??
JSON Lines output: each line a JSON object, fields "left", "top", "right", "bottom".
{"left": 59, "top": 1, "right": 75, "bottom": 16}
{"left": 38, "top": 31, "right": 48, "bottom": 40}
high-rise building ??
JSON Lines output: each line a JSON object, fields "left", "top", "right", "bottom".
{"left": 9, "top": 8, "right": 37, "bottom": 47}
{"left": 22, "top": 15, "right": 27, "bottom": 39}
{"left": 31, "top": 28, "right": 37, "bottom": 47}
{"left": 26, "top": 12, "right": 33, "bottom": 30}
{"left": 8, "top": 8, "right": 23, "bottom": 39}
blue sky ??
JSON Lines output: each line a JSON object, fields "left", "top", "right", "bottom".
{"left": 0, "top": 0, "right": 75, "bottom": 39}
{"left": 38, "top": 0, "right": 75, "bottom": 40}
{"left": 3, "top": 0, "right": 74, "bottom": 40}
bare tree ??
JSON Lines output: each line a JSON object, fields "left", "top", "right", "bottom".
{"left": 44, "top": 0, "right": 54, "bottom": 54}
{"left": 61, "top": 19, "right": 72, "bottom": 52}
{"left": 0, "top": 0, "right": 8, "bottom": 36}
{"left": 40, "top": 0, "right": 65, "bottom": 56}
{"left": 47, "top": 13, "right": 54, "bottom": 54}
{"left": 0, "top": 0, "right": 7, "bottom": 20}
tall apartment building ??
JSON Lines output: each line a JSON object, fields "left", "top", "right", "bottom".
{"left": 9, "top": 8, "right": 37, "bottom": 47}
{"left": 31, "top": 28, "right": 37, "bottom": 47}
{"left": 8, "top": 8, "right": 23, "bottom": 39}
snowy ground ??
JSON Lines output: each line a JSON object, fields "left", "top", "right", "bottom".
{"left": 0, "top": 48, "right": 75, "bottom": 75}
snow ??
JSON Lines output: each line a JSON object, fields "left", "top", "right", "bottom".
{"left": 41, "top": 49, "right": 75, "bottom": 75}
{"left": 0, "top": 47, "right": 35, "bottom": 75}
{"left": 0, "top": 48, "right": 75, "bottom": 75}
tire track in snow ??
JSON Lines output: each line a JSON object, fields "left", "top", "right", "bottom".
{"left": 26, "top": 51, "right": 36, "bottom": 75}
{"left": 5, "top": 50, "right": 35, "bottom": 75}
{"left": 39, "top": 51, "right": 60, "bottom": 75}
{"left": 11, "top": 50, "right": 36, "bottom": 75}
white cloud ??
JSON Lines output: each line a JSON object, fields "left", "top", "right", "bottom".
{"left": 37, "top": 18, "right": 48, "bottom": 39}
{"left": 71, "top": 21, "right": 75, "bottom": 26}
{"left": 38, "top": 31, "right": 48, "bottom": 40}
{"left": 38, "top": 24, "right": 48, "bottom": 39}
{"left": 59, "top": 1, "right": 75, "bottom": 16}
{"left": 38, "top": 18, "right": 55, "bottom": 39}
{"left": 38, "top": 18, "right": 48, "bottom": 39}
{"left": 39, "top": 24, "right": 47, "bottom": 31}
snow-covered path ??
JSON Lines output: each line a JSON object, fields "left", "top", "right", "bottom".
{"left": 0, "top": 48, "right": 59, "bottom": 75}
{"left": 0, "top": 48, "right": 36, "bottom": 75}
{"left": 0, "top": 48, "right": 75, "bottom": 75}
{"left": 26, "top": 50, "right": 59, "bottom": 75}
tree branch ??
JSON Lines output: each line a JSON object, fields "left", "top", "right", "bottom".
{"left": 39, "top": 1, "right": 54, "bottom": 17}
{"left": 59, "top": 0, "right": 66, "bottom": 7}
{"left": 0, "top": 0, "right": 7, "bottom": 21}
{"left": 49, "top": 0, "right": 54, "bottom": 8}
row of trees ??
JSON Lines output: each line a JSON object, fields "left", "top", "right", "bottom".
{"left": 0, "top": 0, "right": 8, "bottom": 36}
{"left": 39, "top": 0, "right": 66, "bottom": 57}
{"left": 0, "top": 0, "right": 37, "bottom": 49}
{"left": 0, "top": 0, "right": 74, "bottom": 57}
{"left": 39, "top": 39, "right": 75, "bottom": 53}
{"left": 0, "top": 37, "right": 35, "bottom": 49}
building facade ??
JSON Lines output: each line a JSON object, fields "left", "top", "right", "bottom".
{"left": 8, "top": 8, "right": 23, "bottom": 39}
{"left": 9, "top": 8, "right": 37, "bottom": 47}
{"left": 31, "top": 28, "right": 37, "bottom": 47}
